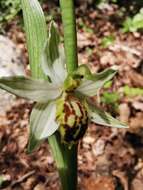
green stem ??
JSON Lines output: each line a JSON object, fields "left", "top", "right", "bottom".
{"left": 59, "top": 0, "right": 78, "bottom": 73}
{"left": 51, "top": 1, "right": 79, "bottom": 189}
{"left": 49, "top": 133, "right": 78, "bottom": 190}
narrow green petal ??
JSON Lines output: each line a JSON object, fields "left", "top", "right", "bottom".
{"left": 28, "top": 102, "right": 59, "bottom": 152}
{"left": 41, "top": 21, "right": 67, "bottom": 84}
{"left": 76, "top": 68, "right": 117, "bottom": 97}
{"left": 48, "top": 21, "right": 60, "bottom": 63}
{"left": 0, "top": 76, "right": 62, "bottom": 102}
{"left": 87, "top": 101, "right": 128, "bottom": 128}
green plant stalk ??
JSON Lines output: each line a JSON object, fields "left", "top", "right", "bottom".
{"left": 52, "top": 0, "right": 79, "bottom": 189}
{"left": 49, "top": 134, "right": 78, "bottom": 190}
{"left": 59, "top": 0, "right": 78, "bottom": 73}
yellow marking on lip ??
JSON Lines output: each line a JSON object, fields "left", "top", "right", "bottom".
{"left": 67, "top": 114, "right": 76, "bottom": 127}
{"left": 71, "top": 101, "right": 82, "bottom": 117}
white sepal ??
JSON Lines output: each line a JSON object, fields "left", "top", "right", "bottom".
{"left": 41, "top": 45, "right": 67, "bottom": 85}
{"left": 0, "top": 76, "right": 62, "bottom": 103}
{"left": 28, "top": 101, "right": 59, "bottom": 152}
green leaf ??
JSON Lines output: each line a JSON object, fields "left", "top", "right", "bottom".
{"left": 101, "top": 92, "right": 119, "bottom": 112}
{"left": 122, "top": 8, "right": 143, "bottom": 33}
{"left": 101, "top": 92, "right": 120, "bottom": 104}
{"left": 41, "top": 21, "right": 67, "bottom": 84}
{"left": 28, "top": 102, "right": 59, "bottom": 152}
{"left": 101, "top": 35, "right": 115, "bottom": 48}
{"left": 123, "top": 85, "right": 143, "bottom": 97}
{"left": 76, "top": 68, "right": 117, "bottom": 97}
{"left": 87, "top": 102, "right": 128, "bottom": 128}
{"left": 21, "top": 0, "right": 47, "bottom": 78}
{"left": 0, "top": 76, "right": 62, "bottom": 102}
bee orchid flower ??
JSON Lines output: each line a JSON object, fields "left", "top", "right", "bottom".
{"left": 0, "top": 22, "right": 127, "bottom": 152}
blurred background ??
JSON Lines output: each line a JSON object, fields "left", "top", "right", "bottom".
{"left": 0, "top": 0, "right": 143, "bottom": 189}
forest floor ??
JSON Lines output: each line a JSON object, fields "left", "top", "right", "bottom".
{"left": 0, "top": 2, "right": 143, "bottom": 190}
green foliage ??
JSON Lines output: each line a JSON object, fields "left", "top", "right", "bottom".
{"left": 122, "top": 8, "right": 143, "bottom": 32}
{"left": 78, "top": 19, "right": 94, "bottom": 34}
{"left": 101, "top": 84, "right": 143, "bottom": 113}
{"left": 0, "top": 0, "right": 20, "bottom": 25}
{"left": 86, "top": 47, "right": 93, "bottom": 57}
{"left": 96, "top": 0, "right": 143, "bottom": 6}
{"left": 123, "top": 85, "right": 143, "bottom": 97}
{"left": 101, "top": 35, "right": 115, "bottom": 48}
{"left": 101, "top": 91, "right": 120, "bottom": 112}
{"left": 0, "top": 0, "right": 46, "bottom": 27}
{"left": 104, "top": 81, "right": 113, "bottom": 88}
{"left": 102, "top": 91, "right": 120, "bottom": 104}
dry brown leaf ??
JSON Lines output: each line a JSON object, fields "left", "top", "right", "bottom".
{"left": 127, "top": 69, "right": 143, "bottom": 87}
{"left": 119, "top": 103, "right": 130, "bottom": 123}
{"left": 34, "top": 183, "right": 45, "bottom": 190}
{"left": 113, "top": 170, "right": 128, "bottom": 190}
{"left": 83, "top": 176, "right": 115, "bottom": 190}
{"left": 130, "top": 112, "right": 143, "bottom": 132}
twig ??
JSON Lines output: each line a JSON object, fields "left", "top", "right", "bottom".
{"left": 11, "top": 170, "right": 35, "bottom": 187}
